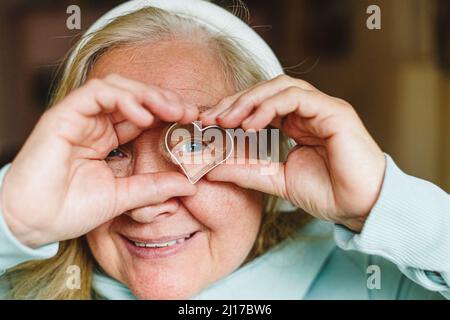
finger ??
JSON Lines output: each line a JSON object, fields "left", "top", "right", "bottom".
{"left": 115, "top": 172, "right": 197, "bottom": 214}
{"left": 113, "top": 121, "right": 142, "bottom": 145}
{"left": 109, "top": 112, "right": 126, "bottom": 124}
{"left": 200, "top": 91, "right": 247, "bottom": 125}
{"left": 206, "top": 161, "right": 287, "bottom": 198}
{"left": 215, "top": 75, "right": 317, "bottom": 128}
{"left": 241, "top": 87, "right": 350, "bottom": 139}
{"left": 281, "top": 114, "right": 325, "bottom": 146}
{"left": 114, "top": 117, "right": 167, "bottom": 145}
{"left": 201, "top": 75, "right": 316, "bottom": 125}
{"left": 240, "top": 87, "right": 302, "bottom": 131}
{"left": 159, "top": 89, "right": 199, "bottom": 124}
{"left": 103, "top": 74, "right": 198, "bottom": 124}
{"left": 62, "top": 79, "right": 153, "bottom": 128}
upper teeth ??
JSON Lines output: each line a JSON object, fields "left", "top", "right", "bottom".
{"left": 133, "top": 236, "right": 189, "bottom": 248}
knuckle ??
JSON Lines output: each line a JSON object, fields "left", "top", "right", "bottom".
{"left": 309, "top": 90, "right": 323, "bottom": 100}
{"left": 259, "top": 100, "right": 279, "bottom": 115}
{"left": 131, "top": 86, "right": 148, "bottom": 103}
{"left": 275, "top": 74, "right": 291, "bottom": 82}
{"left": 276, "top": 75, "right": 315, "bottom": 91}
{"left": 285, "top": 86, "right": 301, "bottom": 96}
{"left": 276, "top": 74, "right": 295, "bottom": 86}
{"left": 335, "top": 98, "right": 355, "bottom": 114}
{"left": 144, "top": 88, "right": 163, "bottom": 102}
{"left": 235, "top": 94, "right": 253, "bottom": 107}
{"left": 141, "top": 89, "right": 154, "bottom": 102}
{"left": 294, "top": 78, "right": 315, "bottom": 90}
{"left": 121, "top": 91, "right": 136, "bottom": 104}
{"left": 258, "top": 100, "right": 272, "bottom": 112}
{"left": 218, "top": 95, "right": 231, "bottom": 104}
{"left": 335, "top": 97, "right": 351, "bottom": 108}
{"left": 218, "top": 95, "right": 235, "bottom": 107}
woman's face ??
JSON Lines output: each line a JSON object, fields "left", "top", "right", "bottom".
{"left": 86, "top": 40, "right": 263, "bottom": 299}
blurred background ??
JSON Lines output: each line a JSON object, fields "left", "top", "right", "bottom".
{"left": 0, "top": 0, "right": 448, "bottom": 191}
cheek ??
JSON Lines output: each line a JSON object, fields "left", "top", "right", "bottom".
{"left": 86, "top": 222, "right": 124, "bottom": 282}
{"left": 181, "top": 180, "right": 263, "bottom": 260}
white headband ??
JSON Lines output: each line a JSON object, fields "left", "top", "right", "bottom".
{"left": 71, "top": 0, "right": 284, "bottom": 78}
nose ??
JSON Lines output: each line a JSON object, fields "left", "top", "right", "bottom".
{"left": 127, "top": 130, "right": 184, "bottom": 223}
{"left": 127, "top": 198, "right": 180, "bottom": 223}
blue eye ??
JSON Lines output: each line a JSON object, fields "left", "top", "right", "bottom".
{"left": 183, "top": 140, "right": 203, "bottom": 153}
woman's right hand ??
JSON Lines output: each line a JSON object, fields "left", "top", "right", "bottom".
{"left": 0, "top": 74, "right": 198, "bottom": 248}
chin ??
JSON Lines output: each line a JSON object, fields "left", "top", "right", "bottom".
{"left": 126, "top": 271, "right": 207, "bottom": 300}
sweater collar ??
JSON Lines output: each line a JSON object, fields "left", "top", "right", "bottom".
{"left": 92, "top": 220, "right": 335, "bottom": 300}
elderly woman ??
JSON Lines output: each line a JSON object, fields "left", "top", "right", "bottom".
{"left": 0, "top": 0, "right": 449, "bottom": 300}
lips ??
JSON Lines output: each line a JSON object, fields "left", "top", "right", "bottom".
{"left": 126, "top": 233, "right": 195, "bottom": 248}
{"left": 121, "top": 232, "right": 198, "bottom": 259}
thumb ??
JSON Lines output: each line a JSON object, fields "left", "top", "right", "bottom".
{"left": 115, "top": 172, "right": 197, "bottom": 214}
{"left": 206, "top": 160, "right": 287, "bottom": 198}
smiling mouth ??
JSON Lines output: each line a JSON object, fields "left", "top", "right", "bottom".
{"left": 124, "top": 232, "right": 197, "bottom": 249}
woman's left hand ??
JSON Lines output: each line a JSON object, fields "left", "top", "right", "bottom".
{"left": 200, "top": 75, "right": 386, "bottom": 232}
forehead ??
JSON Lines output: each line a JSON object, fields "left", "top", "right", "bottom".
{"left": 89, "top": 40, "right": 234, "bottom": 108}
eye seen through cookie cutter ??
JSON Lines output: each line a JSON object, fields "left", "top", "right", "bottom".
{"left": 164, "top": 122, "right": 234, "bottom": 184}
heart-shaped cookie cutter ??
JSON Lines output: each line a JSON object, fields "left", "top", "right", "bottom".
{"left": 164, "top": 121, "right": 234, "bottom": 184}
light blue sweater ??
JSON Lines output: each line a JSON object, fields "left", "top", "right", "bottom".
{"left": 0, "top": 155, "right": 449, "bottom": 299}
